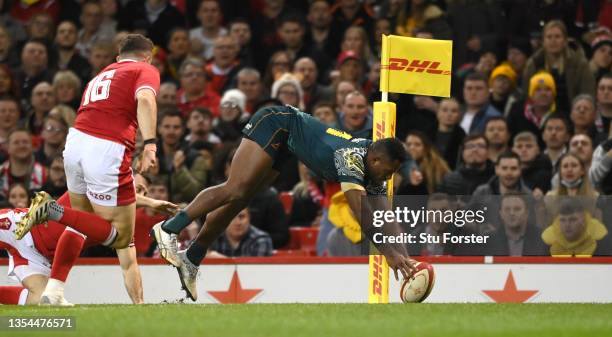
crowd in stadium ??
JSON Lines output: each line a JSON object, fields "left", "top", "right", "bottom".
{"left": 0, "top": 0, "right": 611, "bottom": 258}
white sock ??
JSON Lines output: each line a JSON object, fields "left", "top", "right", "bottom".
{"left": 44, "top": 278, "right": 66, "bottom": 294}
{"left": 18, "top": 288, "right": 29, "bottom": 305}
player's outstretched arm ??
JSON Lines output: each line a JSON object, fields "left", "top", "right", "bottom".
{"left": 117, "top": 246, "right": 143, "bottom": 304}
{"left": 343, "top": 188, "right": 417, "bottom": 280}
{"left": 136, "top": 88, "right": 157, "bottom": 174}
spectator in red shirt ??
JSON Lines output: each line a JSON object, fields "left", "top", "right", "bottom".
{"left": 0, "top": 128, "right": 47, "bottom": 200}
{"left": 205, "top": 35, "right": 241, "bottom": 96}
{"left": 176, "top": 57, "right": 220, "bottom": 117}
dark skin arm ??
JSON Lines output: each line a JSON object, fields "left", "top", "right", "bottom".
{"left": 344, "top": 188, "right": 417, "bottom": 280}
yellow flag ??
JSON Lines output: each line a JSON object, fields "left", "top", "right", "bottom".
{"left": 380, "top": 35, "right": 452, "bottom": 97}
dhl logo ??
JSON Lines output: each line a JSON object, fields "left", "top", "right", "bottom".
{"left": 382, "top": 57, "right": 451, "bottom": 75}
{"left": 371, "top": 255, "right": 384, "bottom": 296}
{"left": 375, "top": 121, "right": 386, "bottom": 140}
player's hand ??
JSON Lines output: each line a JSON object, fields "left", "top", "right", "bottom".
{"left": 386, "top": 254, "right": 418, "bottom": 281}
{"left": 173, "top": 150, "right": 186, "bottom": 170}
{"left": 139, "top": 145, "right": 157, "bottom": 174}
{"left": 149, "top": 199, "right": 180, "bottom": 216}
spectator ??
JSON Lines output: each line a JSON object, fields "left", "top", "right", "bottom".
{"left": 312, "top": 101, "right": 338, "bottom": 126}
{"left": 170, "top": 142, "right": 209, "bottom": 203}
{"left": 229, "top": 18, "right": 255, "bottom": 68}
{"left": 512, "top": 131, "right": 553, "bottom": 196}
{"left": 484, "top": 117, "right": 510, "bottom": 163}
{"left": 189, "top": 0, "right": 226, "bottom": 61}
{"left": 156, "top": 110, "right": 185, "bottom": 177}
{"left": 0, "top": 128, "right": 46, "bottom": 199}
{"left": 485, "top": 193, "right": 546, "bottom": 256}
{"left": 48, "top": 104, "right": 75, "bottom": 128}
{"left": 437, "top": 134, "right": 495, "bottom": 195}
{"left": 290, "top": 161, "right": 323, "bottom": 227}
{"left": 508, "top": 71, "right": 558, "bottom": 146}
{"left": 76, "top": 1, "right": 114, "bottom": 58}
{"left": 236, "top": 68, "right": 264, "bottom": 114}
{"left": 86, "top": 41, "right": 115, "bottom": 82}
{"left": 432, "top": 97, "right": 465, "bottom": 170}
{"left": 335, "top": 50, "right": 366, "bottom": 93}
{"left": 15, "top": 39, "right": 53, "bottom": 103}
{"left": 542, "top": 199, "right": 611, "bottom": 256}
{"left": 157, "top": 82, "right": 177, "bottom": 106}
{"left": 99, "top": 0, "right": 119, "bottom": 38}
{"left": 569, "top": 134, "right": 594, "bottom": 171}
{"left": 330, "top": 0, "right": 374, "bottom": 45}
{"left": 135, "top": 176, "right": 170, "bottom": 256}
{"left": 400, "top": 131, "right": 449, "bottom": 195}
{"left": 595, "top": 73, "right": 612, "bottom": 136}
{"left": 522, "top": 20, "right": 595, "bottom": 115}
{"left": 542, "top": 116, "right": 570, "bottom": 167}
{"left": 489, "top": 63, "right": 520, "bottom": 116}
{"left": 275, "top": 13, "right": 331, "bottom": 76}
{"left": 54, "top": 21, "right": 91, "bottom": 84}
{"left": 0, "top": 64, "right": 19, "bottom": 99}
{"left": 293, "top": 57, "right": 333, "bottom": 114}
{"left": 460, "top": 72, "right": 501, "bottom": 134}
{"left": 506, "top": 38, "right": 532, "bottom": 85}
{"left": 407, "top": 193, "right": 480, "bottom": 256}
{"left": 39, "top": 154, "right": 67, "bottom": 198}
{"left": 333, "top": 80, "right": 357, "bottom": 114}
{"left": 6, "top": 182, "right": 29, "bottom": 208}
{"left": 589, "top": 138, "right": 612, "bottom": 195}
{"left": 395, "top": 0, "right": 451, "bottom": 40}
{"left": 335, "top": 90, "right": 371, "bottom": 138}
{"left": 205, "top": 35, "right": 241, "bottom": 95}
{"left": 34, "top": 115, "right": 67, "bottom": 167}
{"left": 548, "top": 153, "right": 598, "bottom": 198}
{"left": 165, "top": 28, "right": 191, "bottom": 82}
{"left": 26, "top": 81, "right": 55, "bottom": 136}
{"left": 176, "top": 58, "right": 220, "bottom": 118}
{"left": 185, "top": 107, "right": 221, "bottom": 146}
{"left": 588, "top": 35, "right": 612, "bottom": 83}
{"left": 271, "top": 73, "right": 304, "bottom": 110}
{"left": 213, "top": 89, "right": 247, "bottom": 143}
{"left": 263, "top": 50, "right": 292, "bottom": 90}
{"left": 371, "top": 17, "right": 392, "bottom": 59}
{"left": 26, "top": 12, "right": 54, "bottom": 42}
{"left": 340, "top": 25, "right": 375, "bottom": 68}
{"left": 570, "top": 94, "right": 606, "bottom": 145}
{"left": 52, "top": 70, "right": 81, "bottom": 110}
{"left": 118, "top": 0, "right": 184, "bottom": 47}
{"left": 306, "top": 0, "right": 339, "bottom": 69}
{"left": 0, "top": 97, "right": 21, "bottom": 161}
{"left": 0, "top": 9, "right": 27, "bottom": 47}
{"left": 0, "top": 25, "right": 20, "bottom": 71}
{"left": 473, "top": 152, "right": 531, "bottom": 196}
{"left": 209, "top": 208, "right": 274, "bottom": 257}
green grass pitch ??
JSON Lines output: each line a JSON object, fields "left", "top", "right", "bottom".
{"left": 2, "top": 303, "right": 611, "bottom": 337}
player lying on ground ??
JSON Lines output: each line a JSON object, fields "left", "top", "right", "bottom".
{"left": 7, "top": 187, "right": 178, "bottom": 305}
{"left": 152, "top": 105, "right": 417, "bottom": 301}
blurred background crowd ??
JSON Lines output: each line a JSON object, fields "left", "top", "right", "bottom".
{"left": 0, "top": 0, "right": 611, "bottom": 258}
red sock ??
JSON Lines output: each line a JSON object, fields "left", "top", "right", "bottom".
{"left": 59, "top": 207, "right": 117, "bottom": 245}
{"left": 0, "top": 286, "right": 28, "bottom": 305}
{"left": 50, "top": 230, "right": 86, "bottom": 282}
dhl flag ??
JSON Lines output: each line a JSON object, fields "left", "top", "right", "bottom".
{"left": 380, "top": 35, "right": 452, "bottom": 97}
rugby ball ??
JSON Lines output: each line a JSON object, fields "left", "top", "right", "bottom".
{"left": 400, "top": 262, "right": 435, "bottom": 303}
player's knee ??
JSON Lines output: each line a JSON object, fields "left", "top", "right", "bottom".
{"left": 112, "top": 234, "right": 132, "bottom": 249}
{"left": 227, "top": 184, "right": 252, "bottom": 203}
